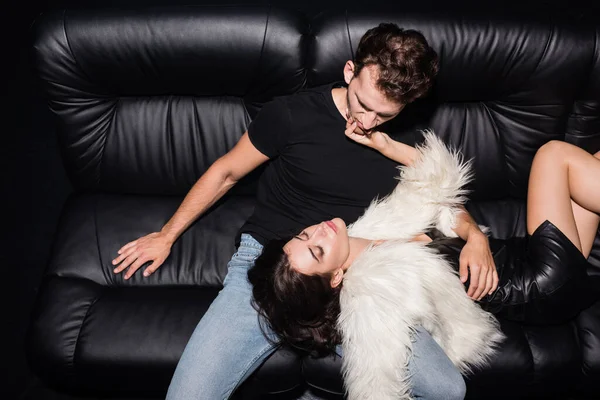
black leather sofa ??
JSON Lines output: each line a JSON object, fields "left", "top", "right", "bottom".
{"left": 27, "top": 5, "right": 600, "bottom": 399}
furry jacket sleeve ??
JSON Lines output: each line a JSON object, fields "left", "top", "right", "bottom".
{"left": 339, "top": 131, "right": 504, "bottom": 400}
{"left": 347, "top": 130, "right": 473, "bottom": 240}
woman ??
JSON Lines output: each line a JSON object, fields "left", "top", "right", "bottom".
{"left": 248, "top": 128, "right": 600, "bottom": 400}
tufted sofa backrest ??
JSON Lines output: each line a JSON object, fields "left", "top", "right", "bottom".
{"left": 567, "top": 27, "right": 600, "bottom": 150}
{"left": 308, "top": 10, "right": 600, "bottom": 238}
{"left": 32, "top": 6, "right": 600, "bottom": 239}
{"left": 32, "top": 6, "right": 307, "bottom": 194}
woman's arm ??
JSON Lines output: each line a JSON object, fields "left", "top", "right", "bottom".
{"left": 344, "top": 117, "right": 417, "bottom": 165}
{"left": 377, "top": 135, "right": 418, "bottom": 166}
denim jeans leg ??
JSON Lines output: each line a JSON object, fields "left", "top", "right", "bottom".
{"left": 407, "top": 327, "right": 467, "bottom": 400}
{"left": 335, "top": 326, "right": 466, "bottom": 400}
{"left": 166, "top": 234, "right": 278, "bottom": 400}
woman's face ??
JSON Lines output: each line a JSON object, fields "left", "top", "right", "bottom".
{"left": 283, "top": 218, "right": 350, "bottom": 279}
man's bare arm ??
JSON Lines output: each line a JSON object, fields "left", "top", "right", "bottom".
{"left": 112, "top": 132, "right": 269, "bottom": 279}
{"left": 378, "top": 136, "right": 418, "bottom": 166}
{"left": 159, "top": 132, "right": 268, "bottom": 243}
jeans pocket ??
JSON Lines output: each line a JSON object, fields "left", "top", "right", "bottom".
{"left": 231, "top": 250, "right": 260, "bottom": 264}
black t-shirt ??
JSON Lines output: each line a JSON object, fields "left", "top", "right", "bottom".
{"left": 238, "top": 82, "right": 413, "bottom": 245}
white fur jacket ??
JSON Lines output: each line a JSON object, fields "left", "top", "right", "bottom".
{"left": 339, "top": 131, "right": 505, "bottom": 400}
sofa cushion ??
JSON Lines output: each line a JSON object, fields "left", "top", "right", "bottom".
{"left": 31, "top": 6, "right": 307, "bottom": 194}
{"left": 26, "top": 192, "right": 596, "bottom": 398}
{"left": 28, "top": 6, "right": 600, "bottom": 399}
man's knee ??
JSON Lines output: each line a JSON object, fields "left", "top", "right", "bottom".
{"left": 433, "top": 370, "right": 466, "bottom": 400}
{"left": 443, "top": 372, "right": 467, "bottom": 400}
{"left": 414, "top": 364, "right": 466, "bottom": 400}
{"left": 409, "top": 328, "right": 466, "bottom": 399}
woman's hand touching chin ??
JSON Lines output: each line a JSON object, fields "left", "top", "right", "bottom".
{"left": 344, "top": 115, "right": 417, "bottom": 166}
{"left": 344, "top": 115, "right": 391, "bottom": 154}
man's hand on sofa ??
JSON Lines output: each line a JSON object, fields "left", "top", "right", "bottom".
{"left": 112, "top": 232, "right": 174, "bottom": 279}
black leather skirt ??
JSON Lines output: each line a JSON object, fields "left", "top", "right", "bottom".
{"left": 427, "top": 220, "right": 598, "bottom": 324}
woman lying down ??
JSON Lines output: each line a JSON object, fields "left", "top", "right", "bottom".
{"left": 248, "top": 130, "right": 600, "bottom": 400}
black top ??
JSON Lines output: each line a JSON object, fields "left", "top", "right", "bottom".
{"left": 238, "top": 82, "right": 420, "bottom": 245}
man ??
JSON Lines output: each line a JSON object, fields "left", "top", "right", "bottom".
{"left": 112, "top": 23, "right": 498, "bottom": 399}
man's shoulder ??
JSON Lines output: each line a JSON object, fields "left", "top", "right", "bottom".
{"left": 296, "top": 81, "right": 340, "bottom": 95}
{"left": 277, "top": 81, "right": 341, "bottom": 105}
{"left": 287, "top": 82, "right": 346, "bottom": 120}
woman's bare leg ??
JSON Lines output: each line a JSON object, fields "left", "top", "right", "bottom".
{"left": 572, "top": 150, "right": 600, "bottom": 257}
{"left": 571, "top": 198, "right": 600, "bottom": 257}
{"left": 527, "top": 142, "right": 600, "bottom": 257}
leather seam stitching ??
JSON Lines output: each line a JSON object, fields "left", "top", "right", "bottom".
{"left": 191, "top": 98, "right": 204, "bottom": 178}
{"left": 93, "top": 195, "right": 106, "bottom": 282}
{"left": 481, "top": 102, "right": 512, "bottom": 196}
{"left": 531, "top": 26, "right": 553, "bottom": 79}
{"left": 71, "top": 195, "right": 106, "bottom": 369}
{"left": 223, "top": 342, "right": 279, "bottom": 398}
{"left": 566, "top": 131, "right": 600, "bottom": 138}
{"left": 62, "top": 10, "right": 101, "bottom": 94}
{"left": 246, "top": 6, "right": 270, "bottom": 98}
{"left": 63, "top": 10, "right": 112, "bottom": 186}
{"left": 167, "top": 96, "right": 175, "bottom": 182}
{"left": 266, "top": 383, "right": 303, "bottom": 395}
{"left": 521, "top": 329, "right": 536, "bottom": 376}
{"left": 62, "top": 10, "right": 93, "bottom": 85}
{"left": 98, "top": 99, "right": 119, "bottom": 187}
{"left": 345, "top": 10, "right": 354, "bottom": 62}
{"left": 70, "top": 289, "right": 104, "bottom": 374}
{"left": 565, "top": 26, "right": 596, "bottom": 137}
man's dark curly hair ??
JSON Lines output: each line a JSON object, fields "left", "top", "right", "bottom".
{"left": 248, "top": 239, "right": 342, "bottom": 357}
{"left": 354, "top": 23, "right": 439, "bottom": 104}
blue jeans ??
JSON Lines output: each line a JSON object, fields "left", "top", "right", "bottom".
{"left": 166, "top": 234, "right": 466, "bottom": 400}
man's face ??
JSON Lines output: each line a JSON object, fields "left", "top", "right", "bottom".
{"left": 344, "top": 63, "right": 405, "bottom": 134}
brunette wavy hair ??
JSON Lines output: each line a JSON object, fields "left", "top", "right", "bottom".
{"left": 354, "top": 23, "right": 439, "bottom": 104}
{"left": 248, "top": 239, "right": 342, "bottom": 357}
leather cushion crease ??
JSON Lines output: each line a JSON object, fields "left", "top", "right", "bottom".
{"left": 27, "top": 5, "right": 600, "bottom": 399}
